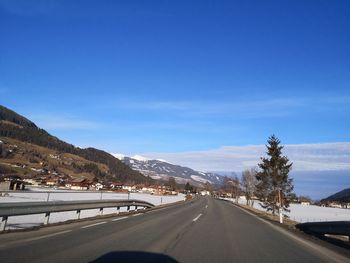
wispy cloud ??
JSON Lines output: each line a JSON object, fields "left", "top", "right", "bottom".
{"left": 111, "top": 95, "right": 350, "bottom": 119}
{"left": 29, "top": 114, "right": 99, "bottom": 130}
{"left": 140, "top": 142, "right": 350, "bottom": 172}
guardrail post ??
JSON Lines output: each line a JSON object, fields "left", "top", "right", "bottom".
{"left": 1, "top": 216, "right": 8, "bottom": 231}
{"left": 135, "top": 205, "right": 138, "bottom": 211}
{"left": 99, "top": 208, "right": 103, "bottom": 216}
{"left": 127, "top": 206, "right": 130, "bottom": 212}
{"left": 116, "top": 207, "right": 120, "bottom": 215}
{"left": 44, "top": 212, "right": 50, "bottom": 225}
{"left": 76, "top": 209, "right": 81, "bottom": 220}
{"left": 46, "top": 192, "right": 51, "bottom": 202}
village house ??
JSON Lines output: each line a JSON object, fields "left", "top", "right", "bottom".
{"left": 23, "top": 178, "right": 41, "bottom": 186}
{"left": 0, "top": 176, "right": 25, "bottom": 190}
{"left": 90, "top": 182, "right": 104, "bottom": 191}
{"left": 200, "top": 190, "right": 211, "bottom": 196}
{"left": 328, "top": 202, "right": 342, "bottom": 209}
{"left": 45, "top": 178, "right": 59, "bottom": 187}
{"left": 69, "top": 178, "right": 90, "bottom": 190}
{"left": 343, "top": 203, "right": 350, "bottom": 209}
{"left": 142, "top": 185, "right": 175, "bottom": 195}
{"left": 122, "top": 184, "right": 138, "bottom": 192}
{"left": 109, "top": 182, "right": 123, "bottom": 190}
{"left": 142, "top": 186, "right": 155, "bottom": 194}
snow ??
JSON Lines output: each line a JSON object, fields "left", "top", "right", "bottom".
{"left": 156, "top": 159, "right": 169, "bottom": 163}
{"left": 132, "top": 155, "right": 149, "bottom": 162}
{"left": 150, "top": 175, "right": 162, "bottom": 180}
{"left": 224, "top": 198, "right": 350, "bottom": 223}
{"left": 0, "top": 187, "right": 185, "bottom": 230}
{"left": 111, "top": 153, "right": 125, "bottom": 160}
{"left": 190, "top": 175, "right": 210, "bottom": 184}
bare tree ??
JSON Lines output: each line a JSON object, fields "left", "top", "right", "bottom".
{"left": 241, "top": 168, "right": 257, "bottom": 207}
{"left": 223, "top": 176, "right": 241, "bottom": 203}
{"left": 167, "top": 176, "right": 177, "bottom": 191}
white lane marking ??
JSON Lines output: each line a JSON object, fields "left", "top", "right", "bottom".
{"left": 112, "top": 216, "right": 128, "bottom": 221}
{"left": 193, "top": 213, "right": 202, "bottom": 222}
{"left": 81, "top": 221, "right": 107, "bottom": 229}
{"left": 25, "top": 230, "right": 72, "bottom": 242}
{"left": 132, "top": 213, "right": 142, "bottom": 217}
{"left": 205, "top": 205, "right": 208, "bottom": 209}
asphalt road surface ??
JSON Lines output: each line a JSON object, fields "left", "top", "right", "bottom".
{"left": 0, "top": 197, "right": 349, "bottom": 263}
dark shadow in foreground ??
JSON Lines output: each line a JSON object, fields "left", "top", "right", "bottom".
{"left": 296, "top": 223, "right": 350, "bottom": 250}
{"left": 89, "top": 251, "right": 179, "bottom": 263}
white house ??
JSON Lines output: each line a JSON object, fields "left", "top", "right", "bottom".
{"left": 200, "top": 190, "right": 211, "bottom": 196}
{"left": 122, "top": 185, "right": 135, "bottom": 192}
{"left": 90, "top": 182, "right": 104, "bottom": 191}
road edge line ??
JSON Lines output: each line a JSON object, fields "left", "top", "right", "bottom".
{"left": 231, "top": 202, "right": 350, "bottom": 263}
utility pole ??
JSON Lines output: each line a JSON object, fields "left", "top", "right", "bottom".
{"left": 278, "top": 189, "right": 283, "bottom": 224}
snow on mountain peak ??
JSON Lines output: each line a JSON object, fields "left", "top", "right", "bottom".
{"left": 112, "top": 153, "right": 125, "bottom": 160}
{"left": 156, "top": 158, "right": 170, "bottom": 163}
{"left": 132, "top": 155, "right": 149, "bottom": 162}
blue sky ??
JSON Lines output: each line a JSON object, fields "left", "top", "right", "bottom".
{"left": 1, "top": 1, "right": 350, "bottom": 195}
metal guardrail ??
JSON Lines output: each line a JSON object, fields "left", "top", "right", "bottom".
{"left": 296, "top": 221, "right": 350, "bottom": 242}
{"left": 0, "top": 190, "right": 131, "bottom": 201}
{"left": 0, "top": 199, "right": 154, "bottom": 231}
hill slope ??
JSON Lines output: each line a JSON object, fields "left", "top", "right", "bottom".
{"left": 0, "top": 105, "right": 150, "bottom": 183}
{"left": 322, "top": 188, "right": 350, "bottom": 203}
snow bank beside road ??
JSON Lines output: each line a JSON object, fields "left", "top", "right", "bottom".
{"left": 224, "top": 198, "right": 350, "bottom": 223}
{"left": 0, "top": 188, "right": 185, "bottom": 230}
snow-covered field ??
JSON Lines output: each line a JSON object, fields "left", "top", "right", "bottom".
{"left": 224, "top": 198, "right": 350, "bottom": 223}
{"left": 0, "top": 187, "right": 185, "bottom": 230}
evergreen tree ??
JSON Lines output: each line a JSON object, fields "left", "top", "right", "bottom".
{"left": 185, "top": 182, "right": 194, "bottom": 193}
{"left": 256, "top": 135, "right": 294, "bottom": 215}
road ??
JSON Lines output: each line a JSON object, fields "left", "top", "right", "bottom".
{"left": 0, "top": 197, "right": 349, "bottom": 263}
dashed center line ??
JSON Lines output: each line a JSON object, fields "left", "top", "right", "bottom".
{"left": 24, "top": 230, "right": 72, "bottom": 242}
{"left": 81, "top": 221, "right": 107, "bottom": 229}
{"left": 193, "top": 213, "right": 202, "bottom": 222}
{"left": 112, "top": 216, "right": 128, "bottom": 221}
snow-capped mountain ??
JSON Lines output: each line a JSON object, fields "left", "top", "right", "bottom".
{"left": 112, "top": 154, "right": 224, "bottom": 186}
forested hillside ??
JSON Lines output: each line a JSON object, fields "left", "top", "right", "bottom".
{"left": 0, "top": 105, "right": 151, "bottom": 183}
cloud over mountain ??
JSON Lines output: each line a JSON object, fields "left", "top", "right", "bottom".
{"left": 141, "top": 142, "right": 350, "bottom": 172}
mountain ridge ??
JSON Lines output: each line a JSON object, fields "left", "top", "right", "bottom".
{"left": 113, "top": 154, "right": 224, "bottom": 186}
{"left": 322, "top": 188, "right": 350, "bottom": 203}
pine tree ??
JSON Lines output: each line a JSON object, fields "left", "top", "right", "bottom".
{"left": 185, "top": 182, "right": 193, "bottom": 192}
{"left": 256, "top": 135, "right": 294, "bottom": 215}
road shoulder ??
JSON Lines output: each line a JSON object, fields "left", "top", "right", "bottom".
{"left": 221, "top": 199, "right": 350, "bottom": 263}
